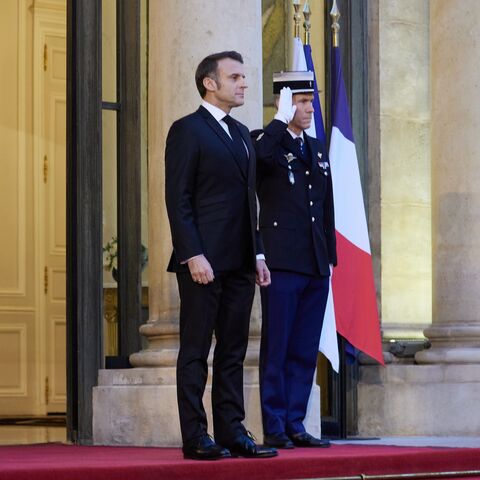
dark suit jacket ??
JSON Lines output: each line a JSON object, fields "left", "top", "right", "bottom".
{"left": 252, "top": 119, "right": 337, "bottom": 277}
{"left": 165, "top": 105, "right": 263, "bottom": 273}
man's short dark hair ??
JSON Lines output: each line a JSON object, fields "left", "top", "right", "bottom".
{"left": 195, "top": 51, "right": 244, "bottom": 98}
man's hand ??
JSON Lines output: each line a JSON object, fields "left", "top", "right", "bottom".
{"left": 188, "top": 254, "right": 215, "bottom": 285}
{"left": 256, "top": 259, "right": 271, "bottom": 287}
{"left": 274, "top": 87, "right": 297, "bottom": 124}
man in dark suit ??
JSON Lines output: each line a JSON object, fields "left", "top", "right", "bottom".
{"left": 165, "top": 51, "right": 276, "bottom": 460}
{"left": 252, "top": 72, "right": 337, "bottom": 449}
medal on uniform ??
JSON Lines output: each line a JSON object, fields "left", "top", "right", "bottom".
{"left": 318, "top": 159, "right": 329, "bottom": 176}
{"left": 284, "top": 153, "right": 296, "bottom": 185}
{"left": 287, "top": 164, "right": 295, "bottom": 185}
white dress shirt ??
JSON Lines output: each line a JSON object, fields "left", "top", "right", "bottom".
{"left": 287, "top": 128, "right": 304, "bottom": 142}
{"left": 202, "top": 101, "right": 233, "bottom": 138}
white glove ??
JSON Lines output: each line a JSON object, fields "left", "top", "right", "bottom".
{"left": 274, "top": 87, "right": 297, "bottom": 124}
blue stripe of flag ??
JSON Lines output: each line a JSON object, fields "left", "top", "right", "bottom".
{"left": 331, "top": 47, "right": 354, "bottom": 143}
{"left": 303, "top": 44, "right": 326, "bottom": 145}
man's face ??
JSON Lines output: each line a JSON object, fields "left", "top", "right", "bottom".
{"left": 205, "top": 58, "right": 247, "bottom": 110}
{"left": 290, "top": 93, "right": 314, "bottom": 132}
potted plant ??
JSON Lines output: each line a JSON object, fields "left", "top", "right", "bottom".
{"left": 103, "top": 236, "right": 148, "bottom": 282}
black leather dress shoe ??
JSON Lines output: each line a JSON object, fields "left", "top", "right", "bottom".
{"left": 289, "top": 432, "right": 331, "bottom": 448}
{"left": 264, "top": 433, "right": 294, "bottom": 449}
{"left": 182, "top": 435, "right": 231, "bottom": 460}
{"left": 226, "top": 432, "right": 278, "bottom": 458}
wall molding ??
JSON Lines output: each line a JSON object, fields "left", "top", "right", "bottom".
{"left": 0, "top": 307, "right": 35, "bottom": 313}
{"left": 48, "top": 315, "right": 66, "bottom": 405}
{"left": 0, "top": 324, "right": 28, "bottom": 396}
{"left": 32, "top": 0, "right": 66, "bottom": 13}
{"left": 0, "top": 0, "right": 28, "bottom": 299}
{"left": 47, "top": 93, "right": 67, "bottom": 256}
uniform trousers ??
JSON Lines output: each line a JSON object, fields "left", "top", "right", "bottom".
{"left": 259, "top": 270, "right": 329, "bottom": 436}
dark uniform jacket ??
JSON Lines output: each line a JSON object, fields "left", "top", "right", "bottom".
{"left": 252, "top": 119, "right": 337, "bottom": 277}
{"left": 165, "top": 105, "right": 263, "bottom": 273}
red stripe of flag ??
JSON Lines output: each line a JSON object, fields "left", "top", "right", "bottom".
{"left": 332, "top": 231, "right": 384, "bottom": 365}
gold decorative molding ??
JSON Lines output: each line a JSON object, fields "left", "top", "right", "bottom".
{"left": 45, "top": 376, "right": 49, "bottom": 404}
{"left": 43, "top": 155, "right": 48, "bottom": 183}
{"left": 44, "top": 266, "right": 48, "bottom": 294}
{"left": 104, "top": 288, "right": 119, "bottom": 356}
{"left": 43, "top": 43, "right": 47, "bottom": 71}
{"left": 103, "top": 287, "right": 149, "bottom": 356}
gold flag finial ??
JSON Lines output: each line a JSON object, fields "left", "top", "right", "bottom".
{"left": 293, "top": 0, "right": 301, "bottom": 38}
{"left": 303, "top": 0, "right": 311, "bottom": 46}
{"left": 330, "top": 0, "right": 340, "bottom": 48}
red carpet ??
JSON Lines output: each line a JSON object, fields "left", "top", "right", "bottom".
{"left": 0, "top": 443, "right": 480, "bottom": 480}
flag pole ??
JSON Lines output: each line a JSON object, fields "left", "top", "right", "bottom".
{"left": 303, "top": 1, "right": 311, "bottom": 46}
{"left": 330, "top": 0, "right": 340, "bottom": 48}
{"left": 293, "top": 0, "right": 302, "bottom": 38}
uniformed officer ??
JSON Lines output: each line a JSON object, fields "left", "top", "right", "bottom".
{"left": 252, "top": 71, "right": 337, "bottom": 449}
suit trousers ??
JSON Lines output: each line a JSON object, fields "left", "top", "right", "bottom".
{"left": 176, "top": 269, "right": 255, "bottom": 445}
{"left": 259, "top": 270, "right": 329, "bottom": 436}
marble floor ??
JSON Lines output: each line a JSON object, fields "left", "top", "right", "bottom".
{"left": 334, "top": 436, "right": 480, "bottom": 448}
{"left": 0, "top": 426, "right": 67, "bottom": 445}
{"left": 0, "top": 426, "right": 479, "bottom": 449}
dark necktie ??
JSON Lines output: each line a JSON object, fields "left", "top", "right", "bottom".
{"left": 223, "top": 115, "right": 248, "bottom": 175}
{"left": 295, "top": 136, "right": 306, "bottom": 158}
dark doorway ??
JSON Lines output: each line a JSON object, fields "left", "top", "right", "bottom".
{"left": 66, "top": 0, "right": 142, "bottom": 444}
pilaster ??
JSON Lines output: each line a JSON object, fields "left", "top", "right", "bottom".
{"left": 94, "top": 0, "right": 266, "bottom": 446}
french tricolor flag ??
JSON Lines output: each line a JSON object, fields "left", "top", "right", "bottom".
{"left": 329, "top": 45, "right": 384, "bottom": 366}
{"left": 292, "top": 37, "right": 383, "bottom": 370}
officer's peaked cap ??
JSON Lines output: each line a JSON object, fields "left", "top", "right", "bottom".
{"left": 273, "top": 71, "right": 314, "bottom": 94}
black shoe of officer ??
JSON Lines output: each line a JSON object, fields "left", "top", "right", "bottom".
{"left": 264, "top": 433, "right": 295, "bottom": 449}
{"left": 289, "top": 431, "right": 331, "bottom": 448}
